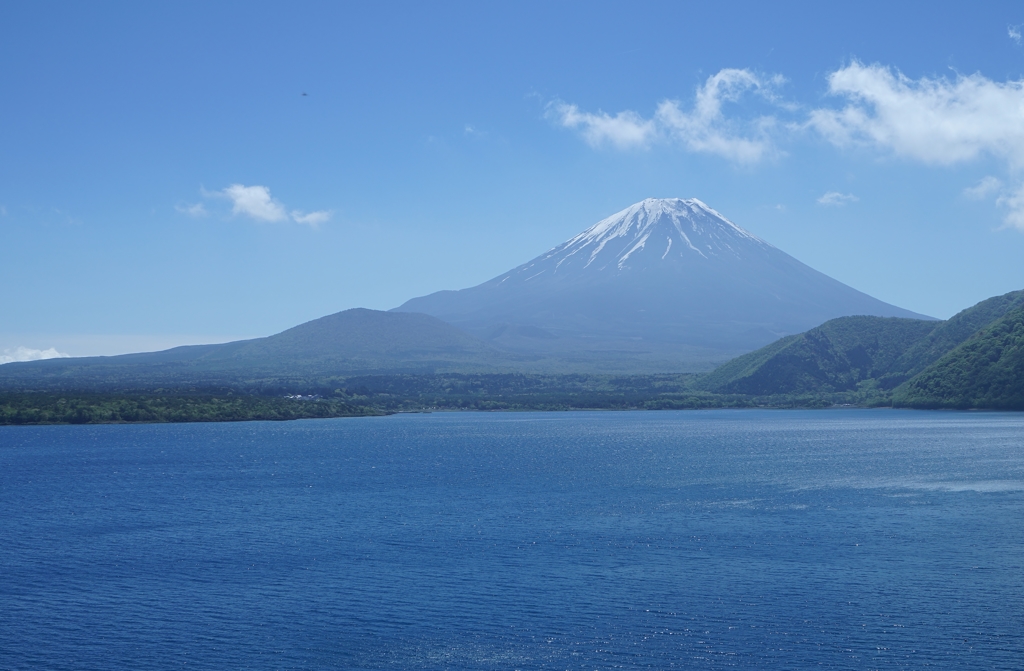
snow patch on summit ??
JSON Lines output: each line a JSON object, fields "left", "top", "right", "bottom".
{"left": 617, "top": 231, "right": 651, "bottom": 269}
{"left": 532, "top": 197, "right": 771, "bottom": 276}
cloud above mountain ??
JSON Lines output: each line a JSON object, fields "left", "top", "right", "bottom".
{"left": 964, "top": 176, "right": 1003, "bottom": 200}
{"left": 809, "top": 62, "right": 1024, "bottom": 229}
{"left": 222, "top": 184, "right": 290, "bottom": 222}
{"left": 181, "top": 184, "right": 331, "bottom": 227}
{"left": 548, "top": 104, "right": 656, "bottom": 150}
{"left": 553, "top": 62, "right": 1024, "bottom": 229}
{"left": 817, "top": 191, "right": 858, "bottom": 206}
{"left": 549, "top": 69, "right": 784, "bottom": 164}
{"left": 290, "top": 210, "right": 332, "bottom": 226}
{"left": 808, "top": 62, "right": 1024, "bottom": 167}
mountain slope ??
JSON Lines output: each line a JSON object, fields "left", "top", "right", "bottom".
{"left": 893, "top": 304, "right": 1024, "bottom": 409}
{"left": 395, "top": 198, "right": 930, "bottom": 370}
{"left": 697, "top": 289, "right": 1024, "bottom": 407}
{"left": 218, "top": 309, "right": 501, "bottom": 367}
{"left": 879, "top": 290, "right": 1024, "bottom": 388}
{"left": 0, "top": 309, "right": 509, "bottom": 390}
{"left": 698, "top": 316, "right": 937, "bottom": 395}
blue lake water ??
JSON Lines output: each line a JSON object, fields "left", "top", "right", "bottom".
{"left": 1, "top": 409, "right": 1023, "bottom": 670}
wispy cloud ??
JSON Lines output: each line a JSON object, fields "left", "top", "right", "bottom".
{"left": 1010, "top": 25, "right": 1022, "bottom": 45}
{"left": 655, "top": 69, "right": 784, "bottom": 163}
{"left": 190, "top": 184, "right": 331, "bottom": 227}
{"left": 809, "top": 61, "right": 1024, "bottom": 229}
{"left": 549, "top": 60, "right": 1024, "bottom": 229}
{"left": 548, "top": 103, "right": 656, "bottom": 149}
{"left": 997, "top": 183, "right": 1024, "bottom": 230}
{"left": 808, "top": 61, "right": 1024, "bottom": 167}
{"left": 549, "top": 68, "right": 785, "bottom": 163}
{"left": 175, "top": 202, "right": 207, "bottom": 217}
{"left": 817, "top": 191, "right": 859, "bottom": 206}
{"left": 964, "top": 176, "right": 1003, "bottom": 200}
{"left": 221, "top": 184, "right": 289, "bottom": 222}
{"left": 291, "top": 210, "right": 331, "bottom": 227}
{"left": 0, "top": 346, "right": 70, "bottom": 365}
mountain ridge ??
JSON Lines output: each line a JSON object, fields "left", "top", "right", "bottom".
{"left": 0, "top": 309, "right": 511, "bottom": 389}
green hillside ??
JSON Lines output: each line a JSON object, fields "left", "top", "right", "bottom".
{"left": 698, "top": 316, "right": 936, "bottom": 395}
{"left": 698, "top": 290, "right": 1024, "bottom": 410}
{"left": 878, "top": 290, "right": 1024, "bottom": 388}
{"left": 893, "top": 304, "right": 1024, "bottom": 409}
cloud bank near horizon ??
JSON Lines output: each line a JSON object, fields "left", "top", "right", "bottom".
{"left": 0, "top": 346, "right": 70, "bottom": 365}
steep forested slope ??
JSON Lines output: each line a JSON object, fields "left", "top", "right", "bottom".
{"left": 879, "top": 290, "right": 1024, "bottom": 388}
{"left": 893, "top": 304, "right": 1024, "bottom": 409}
{"left": 698, "top": 316, "right": 936, "bottom": 395}
{"left": 698, "top": 290, "right": 1024, "bottom": 409}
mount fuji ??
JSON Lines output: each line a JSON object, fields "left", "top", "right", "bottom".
{"left": 395, "top": 198, "right": 932, "bottom": 370}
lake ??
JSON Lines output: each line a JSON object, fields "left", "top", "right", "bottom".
{"left": 1, "top": 409, "right": 1022, "bottom": 669}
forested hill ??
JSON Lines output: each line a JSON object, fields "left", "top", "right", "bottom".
{"left": 698, "top": 290, "right": 1024, "bottom": 409}
{"left": 697, "top": 316, "right": 936, "bottom": 395}
{"left": 893, "top": 302, "right": 1024, "bottom": 409}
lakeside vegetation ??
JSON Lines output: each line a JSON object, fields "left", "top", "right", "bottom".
{"left": 0, "top": 373, "right": 878, "bottom": 426}
{"left": 0, "top": 392, "right": 382, "bottom": 425}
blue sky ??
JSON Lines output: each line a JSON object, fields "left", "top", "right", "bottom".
{"left": 4, "top": 1, "right": 1024, "bottom": 359}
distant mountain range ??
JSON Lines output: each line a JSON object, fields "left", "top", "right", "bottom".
{"left": 0, "top": 310, "right": 509, "bottom": 390}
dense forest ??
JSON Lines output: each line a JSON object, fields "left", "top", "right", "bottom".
{"left": 0, "top": 392, "right": 381, "bottom": 425}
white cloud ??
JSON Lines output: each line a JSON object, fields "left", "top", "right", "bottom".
{"left": 549, "top": 69, "right": 784, "bottom": 163}
{"left": 808, "top": 62, "right": 1024, "bottom": 167}
{"left": 1010, "top": 25, "right": 1022, "bottom": 45}
{"left": 808, "top": 62, "right": 1024, "bottom": 231}
{"left": 175, "top": 202, "right": 207, "bottom": 217}
{"left": 220, "top": 184, "right": 289, "bottom": 222}
{"left": 548, "top": 102, "right": 656, "bottom": 149}
{"left": 964, "top": 176, "right": 1003, "bottom": 199}
{"left": 817, "top": 191, "right": 859, "bottom": 206}
{"left": 291, "top": 210, "right": 331, "bottom": 227}
{"left": 997, "top": 183, "right": 1024, "bottom": 230}
{"left": 655, "top": 69, "right": 783, "bottom": 163}
{"left": 0, "top": 346, "right": 70, "bottom": 365}
{"left": 197, "top": 184, "right": 328, "bottom": 226}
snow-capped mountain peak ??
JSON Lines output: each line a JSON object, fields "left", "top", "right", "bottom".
{"left": 394, "top": 196, "right": 929, "bottom": 364}
{"left": 511, "top": 197, "right": 773, "bottom": 279}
